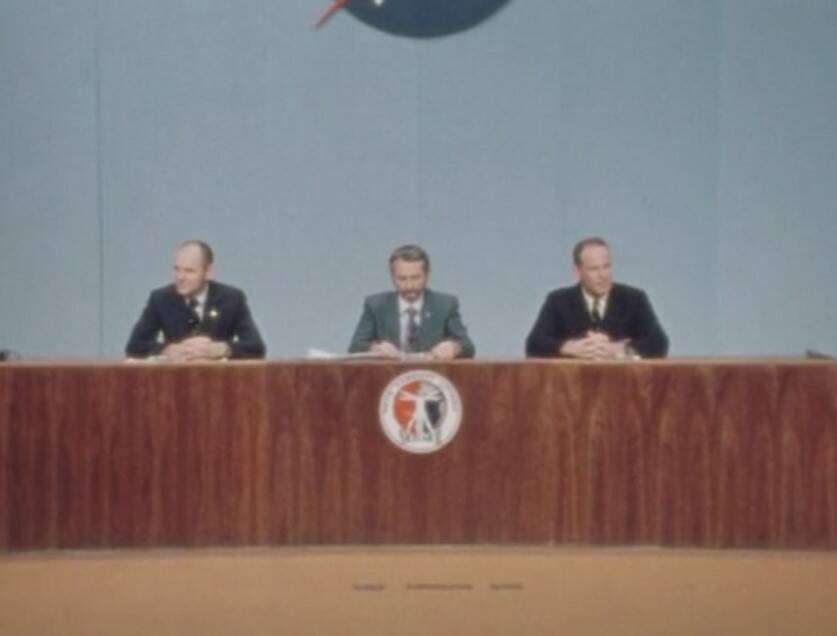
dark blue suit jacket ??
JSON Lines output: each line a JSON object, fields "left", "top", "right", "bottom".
{"left": 525, "top": 283, "right": 668, "bottom": 358}
{"left": 125, "top": 281, "right": 265, "bottom": 359}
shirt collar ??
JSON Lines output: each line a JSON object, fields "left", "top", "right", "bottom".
{"left": 188, "top": 287, "right": 209, "bottom": 308}
{"left": 581, "top": 287, "right": 608, "bottom": 314}
{"left": 398, "top": 294, "right": 424, "bottom": 315}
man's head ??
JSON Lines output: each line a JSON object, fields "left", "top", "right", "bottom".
{"left": 573, "top": 237, "right": 612, "bottom": 297}
{"left": 173, "top": 240, "right": 214, "bottom": 298}
{"left": 389, "top": 244, "right": 430, "bottom": 303}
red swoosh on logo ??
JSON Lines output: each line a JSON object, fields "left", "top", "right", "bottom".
{"left": 314, "top": 0, "right": 349, "bottom": 29}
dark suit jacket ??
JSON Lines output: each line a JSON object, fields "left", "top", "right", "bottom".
{"left": 125, "top": 281, "right": 266, "bottom": 359}
{"left": 348, "top": 289, "right": 475, "bottom": 358}
{"left": 525, "top": 283, "right": 668, "bottom": 358}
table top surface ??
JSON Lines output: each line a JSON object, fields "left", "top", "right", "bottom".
{"left": 2, "top": 356, "right": 835, "bottom": 369}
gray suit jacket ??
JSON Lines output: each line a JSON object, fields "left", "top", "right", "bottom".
{"left": 348, "top": 289, "right": 475, "bottom": 358}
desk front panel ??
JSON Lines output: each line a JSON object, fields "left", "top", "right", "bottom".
{"left": 1, "top": 360, "right": 835, "bottom": 550}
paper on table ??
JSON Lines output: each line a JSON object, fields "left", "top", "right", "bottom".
{"left": 305, "top": 348, "right": 430, "bottom": 361}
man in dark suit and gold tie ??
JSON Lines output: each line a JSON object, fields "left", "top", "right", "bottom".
{"left": 525, "top": 237, "right": 668, "bottom": 359}
{"left": 126, "top": 240, "right": 265, "bottom": 361}
{"left": 348, "top": 244, "right": 475, "bottom": 359}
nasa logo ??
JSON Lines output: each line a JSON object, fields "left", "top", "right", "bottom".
{"left": 315, "top": 0, "right": 513, "bottom": 39}
{"left": 378, "top": 370, "right": 463, "bottom": 454}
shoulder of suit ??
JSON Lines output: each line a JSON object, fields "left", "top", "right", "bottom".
{"left": 611, "top": 282, "right": 646, "bottom": 299}
{"left": 364, "top": 291, "right": 396, "bottom": 307}
{"left": 544, "top": 285, "right": 579, "bottom": 302}
{"left": 150, "top": 284, "right": 177, "bottom": 302}
{"left": 208, "top": 280, "right": 246, "bottom": 300}
{"left": 424, "top": 288, "right": 458, "bottom": 306}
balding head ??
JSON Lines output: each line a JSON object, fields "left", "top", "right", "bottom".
{"left": 172, "top": 241, "right": 214, "bottom": 298}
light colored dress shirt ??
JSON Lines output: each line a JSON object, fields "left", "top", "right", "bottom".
{"left": 581, "top": 288, "right": 608, "bottom": 321}
{"left": 187, "top": 288, "right": 209, "bottom": 320}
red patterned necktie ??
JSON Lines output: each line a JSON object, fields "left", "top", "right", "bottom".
{"left": 406, "top": 307, "right": 419, "bottom": 352}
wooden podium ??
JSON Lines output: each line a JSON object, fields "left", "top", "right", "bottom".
{"left": 1, "top": 359, "right": 836, "bottom": 551}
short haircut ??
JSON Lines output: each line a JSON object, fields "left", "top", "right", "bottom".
{"left": 178, "top": 240, "right": 215, "bottom": 267}
{"left": 389, "top": 244, "right": 430, "bottom": 273}
{"left": 572, "top": 237, "right": 609, "bottom": 266}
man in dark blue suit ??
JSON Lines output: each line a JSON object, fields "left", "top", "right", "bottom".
{"left": 526, "top": 237, "right": 668, "bottom": 359}
{"left": 126, "top": 241, "right": 265, "bottom": 360}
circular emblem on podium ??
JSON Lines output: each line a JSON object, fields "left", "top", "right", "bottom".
{"left": 379, "top": 370, "right": 462, "bottom": 454}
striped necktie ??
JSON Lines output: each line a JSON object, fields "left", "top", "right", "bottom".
{"left": 187, "top": 298, "right": 201, "bottom": 333}
{"left": 406, "top": 307, "right": 419, "bottom": 352}
{"left": 591, "top": 296, "right": 602, "bottom": 329}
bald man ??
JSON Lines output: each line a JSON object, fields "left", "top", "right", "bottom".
{"left": 126, "top": 241, "right": 265, "bottom": 361}
{"left": 526, "top": 237, "right": 668, "bottom": 359}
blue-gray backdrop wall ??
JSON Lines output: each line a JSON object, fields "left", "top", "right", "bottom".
{"left": 2, "top": 1, "right": 836, "bottom": 358}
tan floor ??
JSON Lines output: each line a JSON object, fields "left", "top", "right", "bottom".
{"left": 1, "top": 546, "right": 836, "bottom": 635}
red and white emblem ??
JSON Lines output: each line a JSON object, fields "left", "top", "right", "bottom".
{"left": 378, "top": 370, "right": 462, "bottom": 454}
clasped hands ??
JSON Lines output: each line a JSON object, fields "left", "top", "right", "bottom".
{"left": 162, "top": 336, "right": 231, "bottom": 362}
{"left": 369, "top": 339, "right": 461, "bottom": 361}
{"left": 560, "top": 331, "right": 631, "bottom": 360}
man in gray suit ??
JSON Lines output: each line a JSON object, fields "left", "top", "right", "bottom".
{"left": 348, "top": 244, "right": 475, "bottom": 359}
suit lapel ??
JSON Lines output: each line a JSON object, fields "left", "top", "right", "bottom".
{"left": 168, "top": 286, "right": 195, "bottom": 336}
{"left": 601, "top": 285, "right": 621, "bottom": 332}
{"left": 416, "top": 289, "right": 436, "bottom": 351}
{"left": 201, "top": 282, "right": 219, "bottom": 335}
{"left": 572, "top": 284, "right": 592, "bottom": 331}
{"left": 384, "top": 292, "right": 401, "bottom": 346}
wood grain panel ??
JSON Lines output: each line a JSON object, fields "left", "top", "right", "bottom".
{"left": 1, "top": 360, "right": 835, "bottom": 551}
{"left": 0, "top": 368, "right": 8, "bottom": 548}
